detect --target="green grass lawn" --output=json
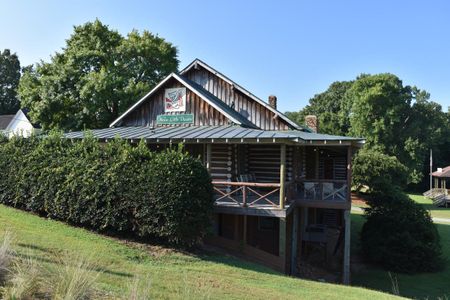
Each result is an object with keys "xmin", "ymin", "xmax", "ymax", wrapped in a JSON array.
[
  {"xmin": 351, "ymin": 194, "xmax": 450, "ymax": 299},
  {"xmin": 409, "ymin": 193, "xmax": 450, "ymax": 220},
  {"xmin": 0, "ymin": 204, "xmax": 398, "ymax": 300}
]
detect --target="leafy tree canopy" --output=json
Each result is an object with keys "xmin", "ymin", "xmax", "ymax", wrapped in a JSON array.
[
  {"xmin": 0, "ymin": 49, "xmax": 21, "ymax": 114},
  {"xmin": 286, "ymin": 80, "xmax": 353, "ymax": 136},
  {"xmin": 19, "ymin": 20, "xmax": 179, "ymax": 130},
  {"xmin": 352, "ymin": 148, "xmax": 408, "ymax": 193},
  {"xmin": 287, "ymin": 73, "xmax": 450, "ymax": 186}
]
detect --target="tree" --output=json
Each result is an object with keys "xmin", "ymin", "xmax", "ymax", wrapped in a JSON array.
[
  {"xmin": 361, "ymin": 189, "xmax": 442, "ymax": 273},
  {"xmin": 352, "ymin": 148, "xmax": 408, "ymax": 193},
  {"xmin": 285, "ymin": 81, "xmax": 353, "ymax": 135},
  {"xmin": 287, "ymin": 73, "xmax": 449, "ymax": 187},
  {"xmin": 0, "ymin": 49, "xmax": 21, "ymax": 114},
  {"xmin": 19, "ymin": 20, "xmax": 179, "ymax": 131},
  {"xmin": 347, "ymin": 73, "xmax": 412, "ymax": 152}
]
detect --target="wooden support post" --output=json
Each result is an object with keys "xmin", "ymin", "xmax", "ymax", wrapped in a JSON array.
[
  {"xmin": 206, "ymin": 143, "xmax": 212, "ymax": 172},
  {"xmin": 298, "ymin": 207, "xmax": 308, "ymax": 267},
  {"xmin": 347, "ymin": 146, "xmax": 352, "ymax": 202},
  {"xmin": 243, "ymin": 215, "xmax": 247, "ymax": 246},
  {"xmin": 315, "ymin": 147, "xmax": 319, "ymax": 179},
  {"xmin": 279, "ymin": 217, "xmax": 287, "ymax": 272},
  {"xmin": 343, "ymin": 209, "xmax": 351, "ymax": 285},
  {"xmin": 290, "ymin": 208, "xmax": 299, "ymax": 275},
  {"xmin": 280, "ymin": 144, "xmax": 286, "ymax": 209},
  {"xmin": 234, "ymin": 215, "xmax": 239, "ymax": 242}
]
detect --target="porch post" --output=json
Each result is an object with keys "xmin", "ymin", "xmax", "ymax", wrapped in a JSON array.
[
  {"xmin": 280, "ymin": 144, "xmax": 286, "ymax": 209},
  {"xmin": 343, "ymin": 209, "xmax": 351, "ymax": 285},
  {"xmin": 347, "ymin": 146, "xmax": 352, "ymax": 202},
  {"xmin": 290, "ymin": 208, "xmax": 299, "ymax": 275},
  {"xmin": 279, "ymin": 217, "xmax": 287, "ymax": 272},
  {"xmin": 243, "ymin": 215, "xmax": 247, "ymax": 247},
  {"xmin": 206, "ymin": 143, "xmax": 212, "ymax": 172}
]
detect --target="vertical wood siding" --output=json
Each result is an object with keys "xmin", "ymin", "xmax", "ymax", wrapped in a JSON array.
[
  {"xmin": 121, "ymin": 78, "xmax": 230, "ymax": 127},
  {"xmin": 184, "ymin": 67, "xmax": 291, "ymax": 131}
]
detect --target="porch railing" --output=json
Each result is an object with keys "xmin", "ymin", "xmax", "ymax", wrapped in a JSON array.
[
  {"xmin": 423, "ymin": 188, "xmax": 448, "ymax": 198},
  {"xmin": 212, "ymin": 179, "xmax": 349, "ymax": 209},
  {"xmin": 212, "ymin": 181, "xmax": 295, "ymax": 208},
  {"xmin": 297, "ymin": 179, "xmax": 348, "ymax": 202}
]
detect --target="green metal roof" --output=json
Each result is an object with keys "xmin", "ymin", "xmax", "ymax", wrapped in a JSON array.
[{"xmin": 65, "ymin": 126, "xmax": 364, "ymax": 145}]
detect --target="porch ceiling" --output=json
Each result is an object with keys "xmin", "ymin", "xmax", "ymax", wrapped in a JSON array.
[{"xmin": 64, "ymin": 125, "xmax": 364, "ymax": 145}]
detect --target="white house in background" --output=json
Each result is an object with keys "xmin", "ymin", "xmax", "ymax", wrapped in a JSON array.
[
  {"xmin": 0, "ymin": 114, "xmax": 15, "ymax": 136},
  {"xmin": 1, "ymin": 109, "xmax": 40, "ymax": 138}
]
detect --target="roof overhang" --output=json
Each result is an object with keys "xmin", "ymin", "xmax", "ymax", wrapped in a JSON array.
[{"xmin": 65, "ymin": 125, "xmax": 365, "ymax": 147}]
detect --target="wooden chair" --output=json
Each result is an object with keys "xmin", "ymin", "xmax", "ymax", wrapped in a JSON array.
[{"xmin": 304, "ymin": 182, "xmax": 317, "ymax": 200}]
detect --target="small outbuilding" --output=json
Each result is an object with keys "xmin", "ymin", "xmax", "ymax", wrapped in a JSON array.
[{"xmin": 424, "ymin": 166, "xmax": 450, "ymax": 206}]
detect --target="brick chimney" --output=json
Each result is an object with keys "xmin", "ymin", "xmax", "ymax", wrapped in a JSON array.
[
  {"xmin": 268, "ymin": 95, "xmax": 277, "ymax": 109},
  {"xmin": 305, "ymin": 115, "xmax": 319, "ymax": 133}
]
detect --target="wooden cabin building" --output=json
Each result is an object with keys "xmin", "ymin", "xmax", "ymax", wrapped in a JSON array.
[{"xmin": 66, "ymin": 59, "xmax": 364, "ymax": 284}]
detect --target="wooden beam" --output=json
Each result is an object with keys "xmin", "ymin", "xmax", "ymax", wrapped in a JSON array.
[
  {"xmin": 279, "ymin": 217, "xmax": 287, "ymax": 272},
  {"xmin": 298, "ymin": 207, "xmax": 308, "ymax": 266},
  {"xmin": 290, "ymin": 208, "xmax": 299, "ymax": 275},
  {"xmin": 234, "ymin": 215, "xmax": 239, "ymax": 242},
  {"xmin": 343, "ymin": 209, "xmax": 351, "ymax": 285},
  {"xmin": 243, "ymin": 215, "xmax": 247, "ymax": 246},
  {"xmin": 206, "ymin": 143, "xmax": 212, "ymax": 172},
  {"xmin": 347, "ymin": 146, "xmax": 352, "ymax": 203},
  {"xmin": 280, "ymin": 144, "xmax": 286, "ymax": 209},
  {"xmin": 315, "ymin": 147, "xmax": 319, "ymax": 179}
]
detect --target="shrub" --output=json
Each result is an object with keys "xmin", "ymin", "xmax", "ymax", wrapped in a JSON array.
[
  {"xmin": 135, "ymin": 144, "xmax": 214, "ymax": 245},
  {"xmin": 0, "ymin": 133, "xmax": 213, "ymax": 247},
  {"xmin": 361, "ymin": 190, "xmax": 443, "ymax": 273},
  {"xmin": 352, "ymin": 147, "xmax": 408, "ymax": 192}
]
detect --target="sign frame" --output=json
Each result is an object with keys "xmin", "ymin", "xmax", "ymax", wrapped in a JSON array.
[{"xmin": 164, "ymin": 87, "xmax": 187, "ymax": 112}]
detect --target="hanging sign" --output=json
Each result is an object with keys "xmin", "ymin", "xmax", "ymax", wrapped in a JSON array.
[
  {"xmin": 164, "ymin": 87, "xmax": 186, "ymax": 112},
  {"xmin": 156, "ymin": 114, "xmax": 194, "ymax": 125}
]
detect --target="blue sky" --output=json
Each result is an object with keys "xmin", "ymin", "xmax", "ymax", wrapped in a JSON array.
[{"xmin": 1, "ymin": 0, "xmax": 450, "ymax": 113}]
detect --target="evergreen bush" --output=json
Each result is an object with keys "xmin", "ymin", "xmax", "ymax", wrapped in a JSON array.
[
  {"xmin": 361, "ymin": 189, "xmax": 443, "ymax": 273},
  {"xmin": 0, "ymin": 133, "xmax": 213, "ymax": 247}
]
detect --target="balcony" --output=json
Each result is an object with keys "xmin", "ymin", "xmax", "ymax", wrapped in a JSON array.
[{"xmin": 212, "ymin": 179, "xmax": 350, "ymax": 216}]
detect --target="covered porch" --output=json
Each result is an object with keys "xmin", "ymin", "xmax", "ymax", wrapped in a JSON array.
[
  {"xmin": 424, "ymin": 166, "xmax": 450, "ymax": 206},
  {"xmin": 205, "ymin": 143, "xmax": 352, "ymax": 217}
]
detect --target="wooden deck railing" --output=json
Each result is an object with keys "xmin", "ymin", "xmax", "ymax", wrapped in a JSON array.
[
  {"xmin": 212, "ymin": 181, "xmax": 295, "ymax": 208},
  {"xmin": 212, "ymin": 179, "xmax": 349, "ymax": 209},
  {"xmin": 297, "ymin": 179, "xmax": 348, "ymax": 202}
]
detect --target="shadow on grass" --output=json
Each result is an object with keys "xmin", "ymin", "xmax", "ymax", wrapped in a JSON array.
[{"xmin": 14, "ymin": 244, "xmax": 133, "ymax": 278}]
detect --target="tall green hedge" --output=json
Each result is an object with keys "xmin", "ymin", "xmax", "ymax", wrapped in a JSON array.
[
  {"xmin": 361, "ymin": 188, "xmax": 443, "ymax": 273},
  {"xmin": 0, "ymin": 133, "xmax": 213, "ymax": 247}
]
